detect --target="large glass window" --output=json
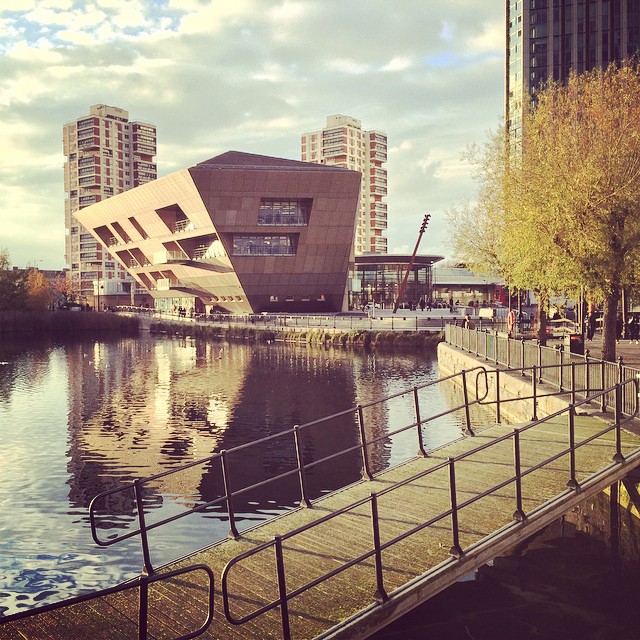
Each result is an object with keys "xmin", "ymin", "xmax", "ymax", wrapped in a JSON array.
[
  {"xmin": 258, "ymin": 199, "xmax": 311, "ymax": 226},
  {"xmin": 233, "ymin": 235, "xmax": 297, "ymax": 256}
]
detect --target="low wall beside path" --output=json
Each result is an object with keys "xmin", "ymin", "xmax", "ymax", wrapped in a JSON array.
[{"xmin": 437, "ymin": 341, "xmax": 588, "ymax": 426}]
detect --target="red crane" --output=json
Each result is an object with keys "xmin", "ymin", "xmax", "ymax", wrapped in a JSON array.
[{"xmin": 392, "ymin": 214, "xmax": 430, "ymax": 314}]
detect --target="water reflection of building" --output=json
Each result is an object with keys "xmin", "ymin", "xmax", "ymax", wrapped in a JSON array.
[
  {"xmin": 64, "ymin": 339, "xmax": 248, "ymax": 514},
  {"xmin": 197, "ymin": 346, "xmax": 362, "ymax": 509},
  {"xmin": 64, "ymin": 339, "xmax": 364, "ymax": 520}
]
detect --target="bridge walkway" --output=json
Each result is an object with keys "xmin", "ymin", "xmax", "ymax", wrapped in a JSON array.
[{"xmin": 2, "ymin": 410, "xmax": 640, "ymax": 640}]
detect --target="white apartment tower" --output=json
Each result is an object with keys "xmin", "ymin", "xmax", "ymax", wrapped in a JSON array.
[
  {"xmin": 63, "ymin": 104, "xmax": 157, "ymax": 307},
  {"xmin": 301, "ymin": 115, "xmax": 388, "ymax": 254}
]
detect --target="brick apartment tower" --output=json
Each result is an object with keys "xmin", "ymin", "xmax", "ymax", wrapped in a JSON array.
[
  {"xmin": 301, "ymin": 115, "xmax": 388, "ymax": 255},
  {"xmin": 506, "ymin": 0, "xmax": 640, "ymax": 142},
  {"xmin": 63, "ymin": 104, "xmax": 157, "ymax": 307}
]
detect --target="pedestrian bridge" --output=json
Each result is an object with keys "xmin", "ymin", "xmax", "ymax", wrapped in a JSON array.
[{"xmin": 2, "ymin": 351, "xmax": 640, "ymax": 640}]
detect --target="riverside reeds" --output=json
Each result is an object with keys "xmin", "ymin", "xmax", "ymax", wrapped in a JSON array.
[{"xmin": 0, "ymin": 310, "xmax": 139, "ymax": 336}]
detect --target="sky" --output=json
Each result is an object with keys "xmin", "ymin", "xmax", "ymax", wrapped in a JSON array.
[{"xmin": 0, "ymin": 0, "xmax": 505, "ymax": 270}]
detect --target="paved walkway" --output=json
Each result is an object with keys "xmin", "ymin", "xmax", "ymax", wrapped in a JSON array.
[{"xmin": 584, "ymin": 332, "xmax": 640, "ymax": 368}]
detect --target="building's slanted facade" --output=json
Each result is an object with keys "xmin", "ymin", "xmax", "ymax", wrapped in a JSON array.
[{"xmin": 75, "ymin": 151, "xmax": 361, "ymax": 314}]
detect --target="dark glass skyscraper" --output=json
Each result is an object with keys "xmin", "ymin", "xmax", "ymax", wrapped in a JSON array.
[{"xmin": 506, "ymin": 0, "xmax": 640, "ymax": 140}]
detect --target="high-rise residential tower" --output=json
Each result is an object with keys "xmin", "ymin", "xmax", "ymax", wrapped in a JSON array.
[
  {"xmin": 63, "ymin": 104, "xmax": 157, "ymax": 307},
  {"xmin": 301, "ymin": 115, "xmax": 388, "ymax": 255},
  {"xmin": 506, "ymin": 0, "xmax": 640, "ymax": 141}
]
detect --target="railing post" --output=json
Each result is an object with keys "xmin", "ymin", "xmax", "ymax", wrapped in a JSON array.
[
  {"xmin": 619, "ymin": 356, "xmax": 624, "ymax": 385},
  {"xmin": 221, "ymin": 450, "xmax": 240, "ymax": 539},
  {"xmin": 133, "ymin": 480, "xmax": 155, "ymax": 576},
  {"xmin": 413, "ymin": 386, "xmax": 427, "ymax": 457},
  {"xmin": 601, "ymin": 361, "xmax": 606, "ymax": 412},
  {"xmin": 585, "ymin": 351, "xmax": 590, "ymax": 396},
  {"xmin": 531, "ymin": 365, "xmax": 538, "ymax": 421},
  {"xmin": 138, "ymin": 574, "xmax": 149, "ymax": 640},
  {"xmin": 461, "ymin": 370, "xmax": 474, "ymax": 436},
  {"xmin": 494, "ymin": 330, "xmax": 499, "ymax": 364},
  {"xmin": 512, "ymin": 429, "xmax": 526, "ymax": 521},
  {"xmin": 613, "ymin": 384, "xmax": 625, "ymax": 463},
  {"xmin": 521, "ymin": 338, "xmax": 526, "ymax": 376},
  {"xmin": 506, "ymin": 333, "xmax": 511, "ymax": 369},
  {"xmin": 448, "ymin": 458, "xmax": 463, "ymax": 558},
  {"xmin": 571, "ymin": 362, "xmax": 576, "ymax": 405},
  {"xmin": 484, "ymin": 330, "xmax": 488, "ymax": 361},
  {"xmin": 475, "ymin": 327, "xmax": 479, "ymax": 357},
  {"xmin": 274, "ymin": 535, "xmax": 292, "ymax": 640},
  {"xmin": 537, "ymin": 340, "xmax": 542, "ymax": 382},
  {"xmin": 294, "ymin": 426, "xmax": 312, "ymax": 508},
  {"xmin": 370, "ymin": 493, "xmax": 388, "ymax": 602},
  {"xmin": 357, "ymin": 404, "xmax": 374, "ymax": 480},
  {"xmin": 558, "ymin": 347, "xmax": 564, "ymax": 392},
  {"xmin": 567, "ymin": 405, "xmax": 579, "ymax": 489},
  {"xmin": 495, "ymin": 369, "xmax": 501, "ymax": 425}
]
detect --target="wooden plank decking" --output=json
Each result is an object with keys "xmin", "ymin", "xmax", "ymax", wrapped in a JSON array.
[{"xmin": 3, "ymin": 413, "xmax": 640, "ymax": 640}]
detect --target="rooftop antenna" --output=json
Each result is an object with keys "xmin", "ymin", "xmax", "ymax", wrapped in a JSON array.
[{"xmin": 393, "ymin": 213, "xmax": 430, "ymax": 314}]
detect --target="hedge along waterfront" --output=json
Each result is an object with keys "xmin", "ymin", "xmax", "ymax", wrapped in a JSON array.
[{"xmin": 149, "ymin": 320, "xmax": 444, "ymax": 352}]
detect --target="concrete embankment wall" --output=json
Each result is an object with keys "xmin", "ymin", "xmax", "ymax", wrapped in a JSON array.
[{"xmin": 438, "ymin": 342, "xmax": 573, "ymax": 425}]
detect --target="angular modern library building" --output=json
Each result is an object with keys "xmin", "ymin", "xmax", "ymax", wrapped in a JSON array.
[{"xmin": 75, "ymin": 151, "xmax": 361, "ymax": 314}]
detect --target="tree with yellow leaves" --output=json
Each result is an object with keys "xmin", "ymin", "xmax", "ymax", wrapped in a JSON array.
[
  {"xmin": 451, "ymin": 62, "xmax": 640, "ymax": 362},
  {"xmin": 24, "ymin": 268, "xmax": 51, "ymax": 311}
]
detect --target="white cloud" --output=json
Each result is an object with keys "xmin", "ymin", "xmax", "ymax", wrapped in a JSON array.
[
  {"xmin": 326, "ymin": 58, "xmax": 371, "ymax": 75},
  {"xmin": 111, "ymin": 6, "xmax": 147, "ymax": 29},
  {"xmin": 440, "ymin": 20, "xmax": 454, "ymax": 42},
  {"xmin": 252, "ymin": 62, "xmax": 287, "ymax": 83},
  {"xmin": 467, "ymin": 20, "xmax": 504, "ymax": 53},
  {"xmin": 23, "ymin": 6, "xmax": 76, "ymax": 27},
  {"xmin": 5, "ymin": 40, "xmax": 63, "ymax": 62},
  {"xmin": 177, "ymin": 0, "xmax": 257, "ymax": 35},
  {"xmin": 0, "ymin": 0, "xmax": 505, "ymax": 268},
  {"xmin": 381, "ymin": 57, "xmax": 412, "ymax": 72},
  {"xmin": 2, "ymin": 0, "xmax": 37, "ymax": 9}
]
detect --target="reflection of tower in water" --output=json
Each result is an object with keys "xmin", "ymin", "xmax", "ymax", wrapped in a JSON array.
[{"xmin": 65, "ymin": 339, "xmax": 364, "ymax": 526}]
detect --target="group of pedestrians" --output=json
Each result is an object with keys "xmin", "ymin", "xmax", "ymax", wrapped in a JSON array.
[{"xmin": 618, "ymin": 313, "xmax": 640, "ymax": 342}]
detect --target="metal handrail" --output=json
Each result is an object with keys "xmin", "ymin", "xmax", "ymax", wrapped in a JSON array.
[
  {"xmin": 88, "ymin": 353, "xmax": 612, "ymax": 577},
  {"xmin": 1, "ymin": 564, "xmax": 215, "ymax": 640},
  {"xmin": 88, "ymin": 366, "xmax": 491, "ymax": 573},
  {"xmin": 220, "ymin": 379, "xmax": 638, "ymax": 639}
]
